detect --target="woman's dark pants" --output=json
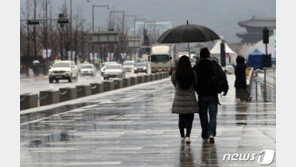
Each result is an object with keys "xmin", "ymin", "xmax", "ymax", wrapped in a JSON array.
[{"xmin": 178, "ymin": 114, "xmax": 194, "ymax": 138}]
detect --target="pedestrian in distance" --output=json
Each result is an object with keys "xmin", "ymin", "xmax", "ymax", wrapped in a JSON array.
[
  {"xmin": 193, "ymin": 48, "xmax": 229, "ymax": 144},
  {"xmin": 234, "ymin": 55, "xmax": 251, "ymax": 102},
  {"xmin": 171, "ymin": 56, "xmax": 199, "ymax": 144}
]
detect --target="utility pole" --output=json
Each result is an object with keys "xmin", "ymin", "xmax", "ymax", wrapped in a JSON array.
[
  {"xmin": 26, "ymin": 22, "xmax": 30, "ymax": 77},
  {"xmin": 50, "ymin": 0, "xmax": 54, "ymax": 61},
  {"xmin": 43, "ymin": 0, "xmax": 48, "ymax": 75},
  {"xmin": 69, "ymin": 0, "xmax": 73, "ymax": 61},
  {"xmin": 58, "ymin": 14, "xmax": 69, "ymax": 60},
  {"xmin": 33, "ymin": 0, "xmax": 37, "ymax": 61},
  {"xmin": 33, "ymin": 0, "xmax": 38, "ymax": 76}
]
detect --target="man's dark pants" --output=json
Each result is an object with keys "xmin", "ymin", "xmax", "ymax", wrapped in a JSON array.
[{"xmin": 198, "ymin": 95, "xmax": 218, "ymax": 139}]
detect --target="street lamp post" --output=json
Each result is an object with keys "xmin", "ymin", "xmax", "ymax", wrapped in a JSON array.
[
  {"xmin": 110, "ymin": 10, "xmax": 125, "ymax": 61},
  {"xmin": 90, "ymin": 4, "xmax": 109, "ymax": 64},
  {"xmin": 123, "ymin": 14, "xmax": 136, "ymax": 38},
  {"xmin": 134, "ymin": 18, "xmax": 150, "ymax": 38},
  {"xmin": 92, "ymin": 5, "xmax": 109, "ymax": 33},
  {"xmin": 58, "ymin": 14, "xmax": 69, "ymax": 60}
]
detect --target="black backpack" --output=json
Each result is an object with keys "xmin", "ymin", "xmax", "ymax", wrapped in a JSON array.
[{"xmin": 208, "ymin": 62, "xmax": 229, "ymax": 94}]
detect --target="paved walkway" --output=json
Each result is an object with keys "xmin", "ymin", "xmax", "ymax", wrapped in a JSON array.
[{"xmin": 20, "ymin": 75, "xmax": 276, "ymax": 167}]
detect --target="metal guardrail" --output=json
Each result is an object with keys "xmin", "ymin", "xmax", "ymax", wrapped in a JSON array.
[{"xmin": 253, "ymin": 68, "xmax": 276, "ymax": 102}]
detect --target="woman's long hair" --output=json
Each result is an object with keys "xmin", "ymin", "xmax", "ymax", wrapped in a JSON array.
[{"xmin": 175, "ymin": 56, "xmax": 194, "ymax": 89}]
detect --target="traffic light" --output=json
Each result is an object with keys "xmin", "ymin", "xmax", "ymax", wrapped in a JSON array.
[{"xmin": 58, "ymin": 13, "xmax": 69, "ymax": 24}]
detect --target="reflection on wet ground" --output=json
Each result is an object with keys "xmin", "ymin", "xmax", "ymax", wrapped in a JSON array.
[{"xmin": 20, "ymin": 75, "xmax": 275, "ymax": 167}]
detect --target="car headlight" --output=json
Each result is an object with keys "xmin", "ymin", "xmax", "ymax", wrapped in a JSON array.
[{"xmin": 143, "ymin": 67, "xmax": 147, "ymax": 70}]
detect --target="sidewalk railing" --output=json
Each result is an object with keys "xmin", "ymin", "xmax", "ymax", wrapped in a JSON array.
[{"xmin": 253, "ymin": 67, "xmax": 276, "ymax": 102}]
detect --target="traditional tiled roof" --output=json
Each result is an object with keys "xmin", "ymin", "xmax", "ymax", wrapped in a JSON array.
[{"xmin": 238, "ymin": 17, "xmax": 276, "ymax": 28}]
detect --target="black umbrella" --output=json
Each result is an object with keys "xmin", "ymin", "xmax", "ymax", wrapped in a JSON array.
[{"xmin": 157, "ymin": 20, "xmax": 220, "ymax": 43}]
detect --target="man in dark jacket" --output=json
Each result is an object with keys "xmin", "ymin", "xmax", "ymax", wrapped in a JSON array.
[
  {"xmin": 193, "ymin": 48, "xmax": 229, "ymax": 143},
  {"xmin": 235, "ymin": 56, "xmax": 251, "ymax": 101}
]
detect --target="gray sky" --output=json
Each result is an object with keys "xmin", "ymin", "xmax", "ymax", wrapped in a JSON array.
[{"xmin": 20, "ymin": 0, "xmax": 276, "ymax": 43}]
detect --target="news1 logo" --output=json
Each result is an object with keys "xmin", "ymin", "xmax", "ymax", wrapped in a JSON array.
[{"xmin": 222, "ymin": 149, "xmax": 275, "ymax": 165}]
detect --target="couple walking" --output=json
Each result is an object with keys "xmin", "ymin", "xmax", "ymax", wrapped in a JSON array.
[{"xmin": 171, "ymin": 48, "xmax": 229, "ymax": 144}]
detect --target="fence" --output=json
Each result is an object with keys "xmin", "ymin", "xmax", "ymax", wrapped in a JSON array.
[{"xmin": 253, "ymin": 67, "xmax": 276, "ymax": 102}]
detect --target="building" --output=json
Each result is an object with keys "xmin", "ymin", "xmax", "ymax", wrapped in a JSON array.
[
  {"xmin": 134, "ymin": 21, "xmax": 172, "ymax": 37},
  {"xmin": 237, "ymin": 17, "xmax": 276, "ymax": 43}
]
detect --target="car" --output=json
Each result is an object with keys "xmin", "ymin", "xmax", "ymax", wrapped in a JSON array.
[
  {"xmin": 102, "ymin": 64, "xmax": 125, "ymax": 80},
  {"xmin": 48, "ymin": 61, "xmax": 78, "ymax": 83},
  {"xmin": 101, "ymin": 61, "xmax": 118, "ymax": 76},
  {"xmin": 80, "ymin": 64, "xmax": 96, "ymax": 77},
  {"xmin": 123, "ymin": 61, "xmax": 135, "ymax": 73},
  {"xmin": 135, "ymin": 62, "xmax": 148, "ymax": 74}
]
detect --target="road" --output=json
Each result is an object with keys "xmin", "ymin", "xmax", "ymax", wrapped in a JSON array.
[
  {"xmin": 20, "ymin": 71, "xmax": 147, "ymax": 94},
  {"xmin": 20, "ymin": 75, "xmax": 275, "ymax": 167}
]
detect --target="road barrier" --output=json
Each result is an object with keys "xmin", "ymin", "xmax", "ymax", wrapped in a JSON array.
[
  {"xmin": 122, "ymin": 78, "xmax": 130, "ymax": 88},
  {"xmin": 150, "ymin": 74, "xmax": 156, "ymax": 81},
  {"xmin": 130, "ymin": 76, "xmax": 137, "ymax": 86},
  {"xmin": 20, "ymin": 72, "xmax": 169, "ymax": 110},
  {"xmin": 103, "ymin": 80, "xmax": 114, "ymax": 92},
  {"xmin": 162, "ymin": 72, "xmax": 166, "ymax": 79},
  {"xmin": 39, "ymin": 90, "xmax": 60, "ymax": 106},
  {"xmin": 156, "ymin": 73, "xmax": 162, "ymax": 80},
  {"xmin": 113, "ymin": 79, "xmax": 123, "ymax": 89},
  {"xmin": 143, "ymin": 74, "xmax": 149, "ymax": 82},
  {"xmin": 137, "ymin": 75, "xmax": 144, "ymax": 84},
  {"xmin": 59, "ymin": 87, "xmax": 77, "ymax": 102},
  {"xmin": 90, "ymin": 83, "xmax": 103, "ymax": 95},
  {"xmin": 20, "ymin": 93, "xmax": 38, "ymax": 110},
  {"xmin": 76, "ymin": 85, "xmax": 91, "ymax": 98}
]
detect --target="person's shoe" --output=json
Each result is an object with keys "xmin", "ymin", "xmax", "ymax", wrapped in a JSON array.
[
  {"xmin": 209, "ymin": 136, "xmax": 215, "ymax": 144},
  {"xmin": 203, "ymin": 138, "xmax": 208, "ymax": 143},
  {"xmin": 248, "ymin": 96, "xmax": 252, "ymax": 102},
  {"xmin": 181, "ymin": 137, "xmax": 185, "ymax": 142},
  {"xmin": 185, "ymin": 137, "xmax": 191, "ymax": 144}
]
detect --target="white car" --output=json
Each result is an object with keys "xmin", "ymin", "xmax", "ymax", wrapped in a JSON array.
[
  {"xmin": 123, "ymin": 61, "xmax": 135, "ymax": 73},
  {"xmin": 101, "ymin": 61, "xmax": 118, "ymax": 76},
  {"xmin": 102, "ymin": 64, "xmax": 125, "ymax": 79},
  {"xmin": 48, "ymin": 61, "xmax": 78, "ymax": 83},
  {"xmin": 80, "ymin": 64, "xmax": 96, "ymax": 77},
  {"xmin": 135, "ymin": 62, "xmax": 148, "ymax": 74}
]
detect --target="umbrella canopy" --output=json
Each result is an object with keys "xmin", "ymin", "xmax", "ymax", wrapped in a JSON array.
[{"xmin": 157, "ymin": 21, "xmax": 220, "ymax": 43}]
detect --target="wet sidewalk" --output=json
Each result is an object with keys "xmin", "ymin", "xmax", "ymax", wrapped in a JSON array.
[{"xmin": 20, "ymin": 75, "xmax": 276, "ymax": 167}]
